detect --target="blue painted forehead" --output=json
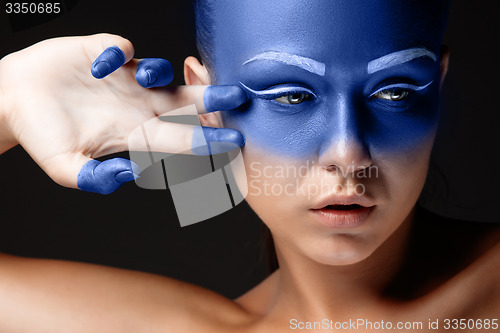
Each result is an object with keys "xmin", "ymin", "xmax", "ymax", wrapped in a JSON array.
[{"xmin": 195, "ymin": 0, "xmax": 449, "ymax": 74}]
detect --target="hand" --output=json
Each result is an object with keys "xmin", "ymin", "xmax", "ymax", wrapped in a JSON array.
[{"xmin": 0, "ymin": 34, "xmax": 247, "ymax": 194}]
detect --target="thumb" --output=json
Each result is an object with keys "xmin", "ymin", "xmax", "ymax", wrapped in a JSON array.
[
  {"xmin": 86, "ymin": 33, "xmax": 135, "ymax": 79},
  {"xmin": 44, "ymin": 154, "xmax": 139, "ymax": 195},
  {"xmin": 77, "ymin": 158, "xmax": 139, "ymax": 195}
]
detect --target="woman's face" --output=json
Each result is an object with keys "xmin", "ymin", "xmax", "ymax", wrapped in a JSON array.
[{"xmin": 211, "ymin": 0, "xmax": 444, "ymax": 265}]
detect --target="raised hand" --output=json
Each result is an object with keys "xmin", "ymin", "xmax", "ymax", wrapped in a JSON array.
[{"xmin": 0, "ymin": 34, "xmax": 247, "ymax": 194}]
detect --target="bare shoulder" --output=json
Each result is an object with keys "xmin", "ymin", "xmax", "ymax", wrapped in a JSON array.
[
  {"xmin": 0, "ymin": 253, "xmax": 253, "ymax": 333},
  {"xmin": 235, "ymin": 269, "xmax": 280, "ymax": 315}
]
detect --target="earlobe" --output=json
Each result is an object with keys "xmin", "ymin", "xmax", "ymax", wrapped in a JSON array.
[
  {"xmin": 184, "ymin": 56, "xmax": 211, "ymax": 86},
  {"xmin": 439, "ymin": 45, "xmax": 450, "ymax": 90}
]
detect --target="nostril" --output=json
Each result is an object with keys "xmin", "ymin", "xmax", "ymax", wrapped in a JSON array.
[{"xmin": 326, "ymin": 165, "xmax": 338, "ymax": 172}]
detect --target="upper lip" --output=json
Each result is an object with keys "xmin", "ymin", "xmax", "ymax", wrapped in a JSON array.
[{"xmin": 310, "ymin": 194, "xmax": 375, "ymax": 210}]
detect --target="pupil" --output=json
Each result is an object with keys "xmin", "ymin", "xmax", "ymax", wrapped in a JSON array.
[
  {"xmin": 288, "ymin": 93, "xmax": 305, "ymax": 104},
  {"xmin": 390, "ymin": 90, "xmax": 408, "ymax": 101}
]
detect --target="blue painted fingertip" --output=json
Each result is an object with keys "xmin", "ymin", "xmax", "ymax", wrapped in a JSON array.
[
  {"xmin": 91, "ymin": 46, "xmax": 126, "ymax": 79},
  {"xmin": 77, "ymin": 158, "xmax": 140, "ymax": 195},
  {"xmin": 192, "ymin": 126, "xmax": 245, "ymax": 155},
  {"xmin": 204, "ymin": 85, "xmax": 248, "ymax": 113},
  {"xmin": 136, "ymin": 58, "xmax": 174, "ymax": 88},
  {"xmin": 115, "ymin": 170, "xmax": 136, "ymax": 183}
]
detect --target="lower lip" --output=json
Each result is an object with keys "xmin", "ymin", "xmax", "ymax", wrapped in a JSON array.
[{"xmin": 310, "ymin": 206, "xmax": 374, "ymax": 229}]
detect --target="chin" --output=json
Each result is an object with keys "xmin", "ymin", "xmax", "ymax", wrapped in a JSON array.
[{"xmin": 302, "ymin": 233, "xmax": 379, "ymax": 266}]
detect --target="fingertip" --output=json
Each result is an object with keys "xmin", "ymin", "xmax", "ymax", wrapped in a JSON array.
[
  {"xmin": 115, "ymin": 170, "xmax": 135, "ymax": 183},
  {"xmin": 204, "ymin": 85, "xmax": 248, "ymax": 113},
  {"xmin": 192, "ymin": 127, "xmax": 245, "ymax": 156},
  {"xmin": 136, "ymin": 68, "xmax": 157, "ymax": 88},
  {"xmin": 212, "ymin": 128, "xmax": 246, "ymax": 147},
  {"xmin": 77, "ymin": 158, "xmax": 139, "ymax": 194},
  {"xmin": 91, "ymin": 46, "xmax": 126, "ymax": 79},
  {"xmin": 136, "ymin": 58, "xmax": 174, "ymax": 88}
]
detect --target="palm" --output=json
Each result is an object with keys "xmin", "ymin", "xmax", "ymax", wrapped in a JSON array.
[{"xmin": 4, "ymin": 37, "xmax": 156, "ymax": 186}]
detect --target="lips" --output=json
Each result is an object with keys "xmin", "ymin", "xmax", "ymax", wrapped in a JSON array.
[
  {"xmin": 310, "ymin": 194, "xmax": 375, "ymax": 211},
  {"xmin": 323, "ymin": 204, "xmax": 363, "ymax": 211},
  {"xmin": 310, "ymin": 195, "xmax": 375, "ymax": 228}
]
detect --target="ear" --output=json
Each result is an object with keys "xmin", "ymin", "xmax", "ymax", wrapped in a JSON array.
[
  {"xmin": 439, "ymin": 45, "xmax": 450, "ymax": 91},
  {"xmin": 184, "ymin": 56, "xmax": 211, "ymax": 85},
  {"xmin": 184, "ymin": 56, "xmax": 223, "ymax": 128}
]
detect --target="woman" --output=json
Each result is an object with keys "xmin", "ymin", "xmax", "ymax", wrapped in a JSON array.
[{"xmin": 0, "ymin": 0, "xmax": 498, "ymax": 332}]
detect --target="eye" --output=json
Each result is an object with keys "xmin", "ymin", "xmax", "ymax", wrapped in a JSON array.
[
  {"xmin": 369, "ymin": 81, "xmax": 434, "ymax": 102},
  {"xmin": 372, "ymin": 88, "xmax": 410, "ymax": 101},
  {"xmin": 239, "ymin": 82, "xmax": 317, "ymax": 105},
  {"xmin": 274, "ymin": 93, "xmax": 312, "ymax": 105}
]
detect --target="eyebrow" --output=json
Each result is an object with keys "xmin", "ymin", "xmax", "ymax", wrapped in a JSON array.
[
  {"xmin": 367, "ymin": 48, "xmax": 438, "ymax": 74},
  {"xmin": 242, "ymin": 51, "xmax": 326, "ymax": 76}
]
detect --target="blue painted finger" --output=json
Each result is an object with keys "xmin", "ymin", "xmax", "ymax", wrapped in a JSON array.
[
  {"xmin": 77, "ymin": 158, "xmax": 140, "ymax": 195},
  {"xmin": 91, "ymin": 46, "xmax": 126, "ymax": 79},
  {"xmin": 192, "ymin": 127, "xmax": 246, "ymax": 155},
  {"xmin": 136, "ymin": 58, "xmax": 174, "ymax": 88},
  {"xmin": 204, "ymin": 86, "xmax": 248, "ymax": 113}
]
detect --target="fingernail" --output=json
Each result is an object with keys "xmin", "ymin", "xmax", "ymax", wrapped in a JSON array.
[
  {"xmin": 146, "ymin": 69, "xmax": 158, "ymax": 85},
  {"xmin": 91, "ymin": 46, "xmax": 126, "ymax": 79},
  {"xmin": 115, "ymin": 170, "xmax": 136, "ymax": 183},
  {"xmin": 92, "ymin": 61, "xmax": 111, "ymax": 78},
  {"xmin": 136, "ymin": 69, "xmax": 158, "ymax": 88}
]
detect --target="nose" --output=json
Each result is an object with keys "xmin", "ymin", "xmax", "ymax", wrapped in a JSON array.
[{"xmin": 318, "ymin": 94, "xmax": 372, "ymax": 173}]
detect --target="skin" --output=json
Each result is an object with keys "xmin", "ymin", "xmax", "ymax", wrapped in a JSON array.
[
  {"xmin": 0, "ymin": 1, "xmax": 499, "ymax": 332},
  {"xmin": 203, "ymin": 0, "xmax": 446, "ymax": 269},
  {"xmin": 0, "ymin": 34, "xmax": 245, "ymax": 192}
]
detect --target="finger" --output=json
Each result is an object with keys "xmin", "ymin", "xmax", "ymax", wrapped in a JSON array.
[
  {"xmin": 40, "ymin": 153, "xmax": 137, "ymax": 194},
  {"xmin": 149, "ymin": 85, "xmax": 248, "ymax": 116},
  {"xmin": 129, "ymin": 119, "xmax": 245, "ymax": 157},
  {"xmin": 136, "ymin": 58, "xmax": 174, "ymax": 88},
  {"xmin": 192, "ymin": 127, "xmax": 246, "ymax": 155},
  {"xmin": 88, "ymin": 33, "xmax": 135, "ymax": 79},
  {"xmin": 77, "ymin": 158, "xmax": 140, "ymax": 195},
  {"xmin": 203, "ymin": 85, "xmax": 248, "ymax": 113}
]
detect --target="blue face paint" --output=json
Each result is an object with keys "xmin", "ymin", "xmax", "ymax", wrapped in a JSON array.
[
  {"xmin": 77, "ymin": 158, "xmax": 139, "ymax": 195},
  {"xmin": 205, "ymin": 0, "xmax": 446, "ymax": 158},
  {"xmin": 91, "ymin": 46, "xmax": 125, "ymax": 79}
]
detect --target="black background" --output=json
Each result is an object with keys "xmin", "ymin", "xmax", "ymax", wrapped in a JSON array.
[{"xmin": 0, "ymin": 1, "xmax": 498, "ymax": 299}]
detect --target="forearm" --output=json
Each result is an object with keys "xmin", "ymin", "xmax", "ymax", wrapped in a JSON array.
[
  {"xmin": 0, "ymin": 60, "xmax": 18, "ymax": 154},
  {"xmin": 0, "ymin": 114, "xmax": 18, "ymax": 155}
]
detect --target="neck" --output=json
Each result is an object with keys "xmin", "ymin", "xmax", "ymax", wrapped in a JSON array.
[{"xmin": 271, "ymin": 209, "xmax": 415, "ymax": 320}]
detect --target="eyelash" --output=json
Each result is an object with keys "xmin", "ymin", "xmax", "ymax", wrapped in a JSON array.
[
  {"xmin": 369, "ymin": 81, "xmax": 434, "ymax": 101},
  {"xmin": 239, "ymin": 82, "xmax": 316, "ymax": 104}
]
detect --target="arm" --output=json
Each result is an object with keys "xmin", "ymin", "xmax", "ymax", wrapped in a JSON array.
[
  {"xmin": 0, "ymin": 253, "xmax": 248, "ymax": 333},
  {"xmin": 0, "ymin": 66, "xmax": 17, "ymax": 154}
]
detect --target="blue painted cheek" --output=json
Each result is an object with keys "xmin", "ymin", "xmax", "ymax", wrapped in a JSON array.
[
  {"xmin": 222, "ymin": 99, "xmax": 330, "ymax": 158},
  {"xmin": 363, "ymin": 88, "xmax": 441, "ymax": 153}
]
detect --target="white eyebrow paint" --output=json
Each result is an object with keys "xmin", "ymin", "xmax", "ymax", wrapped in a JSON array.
[
  {"xmin": 243, "ymin": 51, "xmax": 326, "ymax": 76},
  {"xmin": 367, "ymin": 48, "xmax": 438, "ymax": 74}
]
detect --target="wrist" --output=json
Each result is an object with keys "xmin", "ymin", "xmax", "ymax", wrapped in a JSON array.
[{"xmin": 0, "ymin": 60, "xmax": 18, "ymax": 154}]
